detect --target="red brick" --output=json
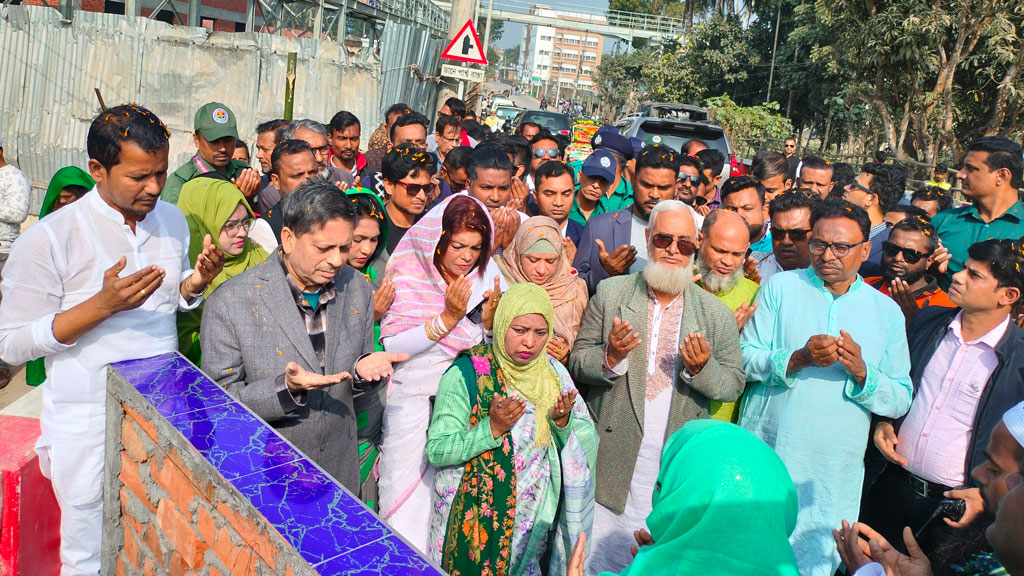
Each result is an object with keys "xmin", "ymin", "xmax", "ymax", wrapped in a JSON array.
[
  {"xmin": 121, "ymin": 498, "xmax": 145, "ymax": 537},
  {"xmin": 195, "ymin": 502, "xmax": 216, "ymax": 543},
  {"xmin": 209, "ymin": 567, "xmax": 224, "ymax": 576},
  {"xmin": 141, "ymin": 523, "xmax": 163, "ymax": 564},
  {"xmin": 122, "ymin": 417, "xmax": 151, "ymax": 463},
  {"xmin": 157, "ymin": 500, "xmax": 208, "ymax": 569},
  {"xmin": 169, "ymin": 551, "xmax": 190, "ymax": 576},
  {"xmin": 143, "ymin": 557, "xmax": 157, "ymax": 576},
  {"xmin": 215, "ymin": 501, "xmax": 280, "ymax": 566},
  {"xmin": 123, "ymin": 404, "xmax": 159, "ymax": 442},
  {"xmin": 122, "ymin": 520, "xmax": 141, "ymax": 570},
  {"xmin": 150, "ymin": 456, "xmax": 200, "ymax": 519},
  {"xmin": 119, "ymin": 452, "xmax": 156, "ymax": 513},
  {"xmin": 116, "ymin": 556, "xmax": 126, "ymax": 576},
  {"xmin": 163, "ymin": 446, "xmax": 207, "ymax": 495},
  {"xmin": 211, "ymin": 524, "xmax": 252, "ymax": 570}
]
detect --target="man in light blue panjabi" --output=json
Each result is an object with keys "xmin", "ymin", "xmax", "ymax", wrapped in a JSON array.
[{"xmin": 738, "ymin": 199, "xmax": 913, "ymax": 576}]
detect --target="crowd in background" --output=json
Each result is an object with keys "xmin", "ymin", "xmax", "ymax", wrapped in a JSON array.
[{"xmin": 1, "ymin": 96, "xmax": 1024, "ymax": 576}]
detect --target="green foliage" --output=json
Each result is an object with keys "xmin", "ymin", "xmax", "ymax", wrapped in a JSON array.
[{"xmin": 705, "ymin": 95, "xmax": 794, "ymax": 141}]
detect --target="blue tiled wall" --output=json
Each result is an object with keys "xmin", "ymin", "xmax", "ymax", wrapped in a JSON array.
[{"xmin": 110, "ymin": 353, "xmax": 441, "ymax": 576}]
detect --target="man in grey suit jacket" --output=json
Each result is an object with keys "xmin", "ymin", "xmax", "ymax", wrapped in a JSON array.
[
  {"xmin": 573, "ymin": 145, "xmax": 687, "ymax": 294},
  {"xmin": 569, "ymin": 200, "xmax": 745, "ymax": 574},
  {"xmin": 202, "ymin": 180, "xmax": 408, "ymax": 494}
]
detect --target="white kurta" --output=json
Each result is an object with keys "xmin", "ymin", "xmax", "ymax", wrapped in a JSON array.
[{"xmin": 0, "ymin": 190, "xmax": 197, "ymax": 575}]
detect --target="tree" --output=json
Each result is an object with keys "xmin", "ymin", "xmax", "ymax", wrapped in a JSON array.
[{"xmin": 475, "ymin": 17, "xmax": 504, "ymax": 48}]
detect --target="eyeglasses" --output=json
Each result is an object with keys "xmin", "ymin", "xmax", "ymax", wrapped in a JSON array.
[
  {"xmin": 881, "ymin": 241, "xmax": 929, "ymax": 264},
  {"xmin": 808, "ymin": 239, "xmax": 866, "ymax": 258},
  {"xmin": 398, "ymin": 181, "xmax": 435, "ymax": 197},
  {"xmin": 447, "ymin": 175, "xmax": 468, "ymax": 191},
  {"xmin": 532, "ymin": 148, "xmax": 560, "ymax": 159},
  {"xmin": 784, "ymin": 144, "xmax": 796, "ymax": 149},
  {"xmin": 651, "ymin": 233, "xmax": 697, "ymax": 256},
  {"xmin": 222, "ymin": 217, "xmax": 255, "ymax": 234},
  {"xmin": 844, "ymin": 180, "xmax": 873, "ymax": 196},
  {"xmin": 771, "ymin": 227, "xmax": 811, "ymax": 242},
  {"xmin": 679, "ymin": 174, "xmax": 702, "ymax": 187}
]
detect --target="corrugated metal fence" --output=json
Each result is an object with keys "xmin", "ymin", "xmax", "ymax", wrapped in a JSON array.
[{"xmin": 0, "ymin": 5, "xmax": 443, "ymax": 208}]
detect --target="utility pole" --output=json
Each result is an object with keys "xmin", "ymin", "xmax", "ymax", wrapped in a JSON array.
[
  {"xmin": 765, "ymin": 5, "xmax": 781, "ymax": 104},
  {"xmin": 483, "ymin": 0, "xmax": 495, "ymax": 57},
  {"xmin": 442, "ymin": 0, "xmax": 476, "ymax": 111}
]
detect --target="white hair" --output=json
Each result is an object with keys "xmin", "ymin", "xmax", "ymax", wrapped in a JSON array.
[{"xmin": 647, "ymin": 199, "xmax": 695, "ymax": 232}]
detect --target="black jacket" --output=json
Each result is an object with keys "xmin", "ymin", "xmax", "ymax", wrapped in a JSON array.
[{"xmin": 900, "ymin": 305, "xmax": 1024, "ymax": 484}]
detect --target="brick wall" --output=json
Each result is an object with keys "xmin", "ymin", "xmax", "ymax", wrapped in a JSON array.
[{"xmin": 103, "ymin": 372, "xmax": 315, "ymax": 576}]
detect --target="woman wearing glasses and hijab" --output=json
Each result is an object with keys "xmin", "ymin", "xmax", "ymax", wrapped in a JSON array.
[{"xmin": 176, "ymin": 176, "xmax": 269, "ymax": 364}]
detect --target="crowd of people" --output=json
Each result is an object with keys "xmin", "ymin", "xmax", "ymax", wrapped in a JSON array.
[{"xmin": 1, "ymin": 96, "xmax": 1024, "ymax": 576}]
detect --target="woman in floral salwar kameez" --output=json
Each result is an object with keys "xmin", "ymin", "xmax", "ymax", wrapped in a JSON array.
[{"xmin": 425, "ymin": 283, "xmax": 597, "ymax": 576}]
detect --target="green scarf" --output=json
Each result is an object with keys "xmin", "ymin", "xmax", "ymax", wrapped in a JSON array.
[
  {"xmin": 491, "ymin": 282, "xmax": 561, "ymax": 448},
  {"xmin": 618, "ymin": 420, "xmax": 800, "ymax": 576},
  {"xmin": 40, "ymin": 166, "xmax": 95, "ymax": 218},
  {"xmin": 176, "ymin": 177, "xmax": 269, "ymax": 363},
  {"xmin": 443, "ymin": 344, "xmax": 517, "ymax": 576},
  {"xmin": 27, "ymin": 167, "xmax": 97, "ymax": 386},
  {"xmin": 344, "ymin": 187, "xmax": 389, "ymax": 282}
]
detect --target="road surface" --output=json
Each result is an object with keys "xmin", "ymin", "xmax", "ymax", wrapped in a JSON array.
[{"xmin": 483, "ymin": 81, "xmax": 540, "ymax": 112}]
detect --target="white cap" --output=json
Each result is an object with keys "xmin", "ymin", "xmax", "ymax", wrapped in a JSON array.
[{"xmin": 1004, "ymin": 400, "xmax": 1024, "ymax": 448}]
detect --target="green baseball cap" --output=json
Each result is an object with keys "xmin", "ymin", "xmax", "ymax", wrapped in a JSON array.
[{"xmin": 194, "ymin": 102, "xmax": 238, "ymax": 141}]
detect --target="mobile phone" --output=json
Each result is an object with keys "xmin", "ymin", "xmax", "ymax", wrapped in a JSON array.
[{"xmin": 467, "ymin": 299, "xmax": 485, "ymax": 324}]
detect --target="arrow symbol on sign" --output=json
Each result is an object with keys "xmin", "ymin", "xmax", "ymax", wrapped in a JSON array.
[{"xmin": 461, "ymin": 36, "xmax": 474, "ymax": 56}]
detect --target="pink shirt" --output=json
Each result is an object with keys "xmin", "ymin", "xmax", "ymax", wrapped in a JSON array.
[{"xmin": 898, "ymin": 312, "xmax": 1010, "ymax": 486}]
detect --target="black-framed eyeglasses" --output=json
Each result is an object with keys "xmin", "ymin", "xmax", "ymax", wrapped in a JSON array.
[
  {"xmin": 808, "ymin": 239, "xmax": 866, "ymax": 258},
  {"xmin": 222, "ymin": 217, "xmax": 256, "ymax": 234},
  {"xmin": 881, "ymin": 241, "xmax": 929, "ymax": 264},
  {"xmin": 532, "ymin": 148, "xmax": 560, "ymax": 159},
  {"xmin": 446, "ymin": 174, "xmax": 468, "ymax": 192},
  {"xmin": 398, "ymin": 181, "xmax": 435, "ymax": 197},
  {"xmin": 651, "ymin": 233, "xmax": 697, "ymax": 256},
  {"xmin": 771, "ymin": 227, "xmax": 811, "ymax": 242}
]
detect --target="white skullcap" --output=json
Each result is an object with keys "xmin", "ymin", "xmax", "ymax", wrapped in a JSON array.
[{"xmin": 1004, "ymin": 400, "xmax": 1024, "ymax": 448}]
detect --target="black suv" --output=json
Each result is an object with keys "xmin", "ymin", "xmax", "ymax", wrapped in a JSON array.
[{"xmin": 614, "ymin": 103, "xmax": 739, "ymax": 179}]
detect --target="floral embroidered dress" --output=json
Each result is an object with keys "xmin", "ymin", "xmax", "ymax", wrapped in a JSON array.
[{"xmin": 425, "ymin": 285, "xmax": 597, "ymax": 576}]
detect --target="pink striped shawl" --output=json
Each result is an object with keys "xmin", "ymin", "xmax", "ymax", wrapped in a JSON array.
[{"xmin": 380, "ymin": 194, "xmax": 495, "ymax": 355}]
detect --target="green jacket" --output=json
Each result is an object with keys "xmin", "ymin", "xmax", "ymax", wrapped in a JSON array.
[
  {"xmin": 162, "ymin": 155, "xmax": 250, "ymax": 205},
  {"xmin": 568, "ymin": 273, "xmax": 746, "ymax": 513}
]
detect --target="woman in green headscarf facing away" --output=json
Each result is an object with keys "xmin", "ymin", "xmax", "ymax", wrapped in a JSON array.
[
  {"xmin": 568, "ymin": 420, "xmax": 800, "ymax": 576},
  {"xmin": 426, "ymin": 282, "xmax": 597, "ymax": 576},
  {"xmin": 176, "ymin": 176, "xmax": 269, "ymax": 365},
  {"xmin": 25, "ymin": 167, "xmax": 96, "ymax": 386}
]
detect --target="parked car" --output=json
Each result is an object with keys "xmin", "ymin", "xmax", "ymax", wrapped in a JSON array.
[
  {"xmin": 488, "ymin": 97, "xmax": 515, "ymax": 113},
  {"xmin": 615, "ymin": 103, "xmax": 741, "ymax": 179},
  {"xmin": 494, "ymin": 106, "xmax": 524, "ymax": 132},
  {"xmin": 510, "ymin": 109, "xmax": 572, "ymax": 137}
]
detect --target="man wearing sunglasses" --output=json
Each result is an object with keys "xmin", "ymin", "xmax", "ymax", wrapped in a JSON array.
[
  {"xmin": 841, "ymin": 162, "xmax": 907, "ymax": 277},
  {"xmin": 756, "ymin": 188, "xmax": 820, "ymax": 283},
  {"xmin": 864, "ymin": 216, "xmax": 955, "ymax": 323},
  {"xmin": 381, "ymin": 144, "xmax": 438, "ymax": 254},
  {"xmin": 570, "ymin": 199, "xmax": 744, "ymax": 574},
  {"xmin": 524, "ymin": 129, "xmax": 563, "ymax": 193},
  {"xmin": 740, "ymin": 198, "xmax": 913, "ymax": 576}
]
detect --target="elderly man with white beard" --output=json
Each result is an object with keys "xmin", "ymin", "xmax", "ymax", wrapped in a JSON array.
[
  {"xmin": 694, "ymin": 209, "xmax": 761, "ymax": 422},
  {"xmin": 569, "ymin": 199, "xmax": 746, "ymax": 575}
]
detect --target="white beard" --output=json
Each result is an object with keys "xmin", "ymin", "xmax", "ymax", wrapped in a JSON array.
[
  {"xmin": 696, "ymin": 253, "xmax": 743, "ymax": 294},
  {"xmin": 642, "ymin": 258, "xmax": 693, "ymax": 295}
]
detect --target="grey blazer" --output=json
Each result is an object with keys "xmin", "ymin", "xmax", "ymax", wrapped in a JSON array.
[
  {"xmin": 568, "ymin": 273, "xmax": 745, "ymax": 513},
  {"xmin": 201, "ymin": 254, "xmax": 376, "ymax": 492}
]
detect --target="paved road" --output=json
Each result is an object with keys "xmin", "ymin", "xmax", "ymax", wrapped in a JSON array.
[{"xmin": 483, "ymin": 81, "xmax": 540, "ymax": 111}]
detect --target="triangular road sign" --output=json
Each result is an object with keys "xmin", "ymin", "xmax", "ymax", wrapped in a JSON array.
[{"xmin": 441, "ymin": 20, "xmax": 488, "ymax": 65}]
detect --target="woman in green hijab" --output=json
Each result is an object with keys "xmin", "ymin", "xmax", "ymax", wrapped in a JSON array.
[
  {"xmin": 426, "ymin": 282, "xmax": 598, "ymax": 576},
  {"xmin": 568, "ymin": 420, "xmax": 800, "ymax": 576},
  {"xmin": 25, "ymin": 167, "xmax": 97, "ymax": 386},
  {"xmin": 176, "ymin": 176, "xmax": 269, "ymax": 365}
]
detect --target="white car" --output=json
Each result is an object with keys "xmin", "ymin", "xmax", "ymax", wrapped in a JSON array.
[{"xmin": 489, "ymin": 97, "xmax": 515, "ymax": 112}]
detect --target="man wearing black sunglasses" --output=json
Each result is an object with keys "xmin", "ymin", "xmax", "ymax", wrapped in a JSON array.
[
  {"xmin": 756, "ymin": 188, "xmax": 819, "ymax": 283},
  {"xmin": 381, "ymin": 144, "xmax": 438, "ymax": 253},
  {"xmin": 865, "ymin": 216, "xmax": 955, "ymax": 323},
  {"xmin": 841, "ymin": 162, "xmax": 907, "ymax": 277}
]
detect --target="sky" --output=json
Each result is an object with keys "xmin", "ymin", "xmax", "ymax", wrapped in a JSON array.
[{"xmin": 482, "ymin": 0, "xmax": 624, "ymax": 54}]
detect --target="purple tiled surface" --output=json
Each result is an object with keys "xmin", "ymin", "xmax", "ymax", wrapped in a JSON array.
[{"xmin": 111, "ymin": 353, "xmax": 440, "ymax": 575}]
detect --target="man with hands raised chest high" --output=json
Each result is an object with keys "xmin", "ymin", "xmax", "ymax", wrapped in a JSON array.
[
  {"xmin": 0, "ymin": 105, "xmax": 224, "ymax": 576},
  {"xmin": 569, "ymin": 200, "xmax": 746, "ymax": 574},
  {"xmin": 737, "ymin": 198, "xmax": 913, "ymax": 576}
]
